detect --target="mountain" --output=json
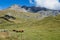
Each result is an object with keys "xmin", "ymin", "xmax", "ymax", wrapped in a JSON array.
[
  {"xmin": 21, "ymin": 6, "xmax": 60, "ymax": 16},
  {"xmin": 21, "ymin": 6, "xmax": 48, "ymax": 12},
  {"xmin": 0, "ymin": 4, "xmax": 60, "ymax": 20},
  {"xmin": 8, "ymin": 4, "xmax": 27, "ymax": 12},
  {"xmin": 0, "ymin": 4, "xmax": 60, "ymax": 40},
  {"xmin": 21, "ymin": 6, "xmax": 60, "ymax": 12},
  {"xmin": 1, "ymin": 4, "xmax": 60, "ymax": 13}
]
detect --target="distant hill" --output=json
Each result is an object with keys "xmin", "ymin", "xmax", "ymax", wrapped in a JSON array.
[
  {"xmin": 21, "ymin": 6, "xmax": 60, "ymax": 12},
  {"xmin": 0, "ymin": 4, "xmax": 60, "ymax": 22}
]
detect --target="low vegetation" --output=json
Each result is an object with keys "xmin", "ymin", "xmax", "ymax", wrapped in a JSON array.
[{"xmin": 0, "ymin": 10, "xmax": 60, "ymax": 40}]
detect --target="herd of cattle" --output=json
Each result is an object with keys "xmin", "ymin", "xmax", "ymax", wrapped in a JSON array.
[{"xmin": 0, "ymin": 29, "xmax": 24, "ymax": 33}]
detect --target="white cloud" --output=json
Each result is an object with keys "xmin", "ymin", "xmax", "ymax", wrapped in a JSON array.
[{"xmin": 34, "ymin": 0, "xmax": 60, "ymax": 10}]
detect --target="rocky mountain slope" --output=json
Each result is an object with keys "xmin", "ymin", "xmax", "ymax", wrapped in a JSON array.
[
  {"xmin": 0, "ymin": 4, "xmax": 60, "ymax": 40},
  {"xmin": 0, "ymin": 4, "xmax": 60, "ymax": 20}
]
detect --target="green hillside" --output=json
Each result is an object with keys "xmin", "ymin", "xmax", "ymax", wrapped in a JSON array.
[{"xmin": 0, "ymin": 10, "xmax": 60, "ymax": 40}]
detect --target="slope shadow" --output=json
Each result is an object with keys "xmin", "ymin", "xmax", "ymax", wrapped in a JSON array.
[{"xmin": 0, "ymin": 15, "xmax": 16, "ymax": 22}]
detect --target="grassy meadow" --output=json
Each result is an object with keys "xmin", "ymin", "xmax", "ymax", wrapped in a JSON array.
[{"xmin": 0, "ymin": 10, "xmax": 60, "ymax": 40}]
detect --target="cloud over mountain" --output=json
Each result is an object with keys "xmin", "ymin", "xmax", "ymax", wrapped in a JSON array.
[{"xmin": 30, "ymin": 0, "xmax": 60, "ymax": 10}]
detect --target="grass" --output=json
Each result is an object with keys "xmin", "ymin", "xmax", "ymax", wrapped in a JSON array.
[{"xmin": 0, "ymin": 10, "xmax": 60, "ymax": 40}]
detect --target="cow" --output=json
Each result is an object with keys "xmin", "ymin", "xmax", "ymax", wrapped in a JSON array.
[{"xmin": 12, "ymin": 30, "xmax": 24, "ymax": 33}]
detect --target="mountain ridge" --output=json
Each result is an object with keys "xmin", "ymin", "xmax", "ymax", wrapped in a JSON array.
[
  {"xmin": 0, "ymin": 4, "xmax": 60, "ymax": 18},
  {"xmin": 1, "ymin": 4, "xmax": 60, "ymax": 12}
]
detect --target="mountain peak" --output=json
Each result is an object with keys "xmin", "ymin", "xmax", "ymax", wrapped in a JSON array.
[
  {"xmin": 8, "ymin": 4, "xmax": 27, "ymax": 12},
  {"xmin": 9, "ymin": 4, "xmax": 21, "ymax": 10}
]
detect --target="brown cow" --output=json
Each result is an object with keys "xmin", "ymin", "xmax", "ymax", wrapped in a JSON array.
[{"xmin": 12, "ymin": 30, "xmax": 24, "ymax": 33}]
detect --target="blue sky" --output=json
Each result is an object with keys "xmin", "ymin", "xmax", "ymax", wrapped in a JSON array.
[
  {"xmin": 0, "ymin": 0, "xmax": 35, "ymax": 10},
  {"xmin": 0, "ymin": 0, "xmax": 60, "ymax": 10},
  {"xmin": 59, "ymin": 0, "xmax": 60, "ymax": 2}
]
